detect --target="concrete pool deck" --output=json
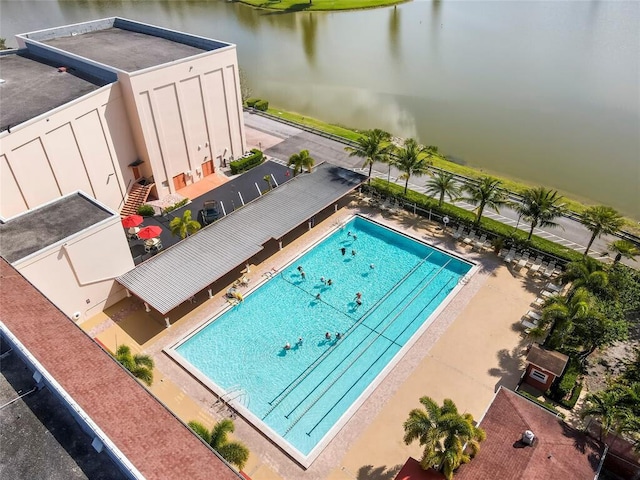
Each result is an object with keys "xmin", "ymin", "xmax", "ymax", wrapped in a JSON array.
[{"xmin": 83, "ymin": 199, "xmax": 549, "ymax": 480}]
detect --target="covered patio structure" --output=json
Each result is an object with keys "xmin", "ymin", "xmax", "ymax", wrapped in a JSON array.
[{"xmin": 116, "ymin": 163, "xmax": 366, "ymax": 321}]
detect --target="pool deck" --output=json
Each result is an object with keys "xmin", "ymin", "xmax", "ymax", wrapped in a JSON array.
[{"xmin": 83, "ymin": 199, "xmax": 549, "ymax": 479}]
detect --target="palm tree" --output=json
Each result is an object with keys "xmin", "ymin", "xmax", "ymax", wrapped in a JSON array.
[
  {"xmin": 580, "ymin": 205, "xmax": 625, "ymax": 257},
  {"xmin": 115, "ymin": 345, "xmax": 154, "ymax": 386},
  {"xmin": 581, "ymin": 389, "xmax": 628, "ymax": 442},
  {"xmin": 188, "ymin": 419, "xmax": 250, "ymax": 470},
  {"xmin": 460, "ymin": 177, "xmax": 507, "ymax": 226},
  {"xmin": 608, "ymin": 239, "xmax": 639, "ymax": 265},
  {"xmin": 515, "ymin": 187, "xmax": 566, "ymax": 241},
  {"xmin": 263, "ymin": 174, "xmax": 272, "ymax": 191},
  {"xmin": 288, "ymin": 149, "xmax": 315, "ymax": 176},
  {"xmin": 541, "ymin": 286, "xmax": 593, "ymax": 349},
  {"xmin": 394, "ymin": 138, "xmax": 433, "ymax": 195},
  {"xmin": 561, "ymin": 257, "xmax": 609, "ymax": 295},
  {"xmin": 169, "ymin": 209, "xmax": 201, "ymax": 239},
  {"xmin": 425, "ymin": 171, "xmax": 462, "ymax": 207},
  {"xmin": 344, "ymin": 129, "xmax": 392, "ymax": 184},
  {"xmin": 403, "ymin": 396, "xmax": 485, "ymax": 479}
]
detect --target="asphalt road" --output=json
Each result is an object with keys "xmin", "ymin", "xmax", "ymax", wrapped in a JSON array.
[{"xmin": 245, "ymin": 111, "xmax": 639, "ymax": 269}]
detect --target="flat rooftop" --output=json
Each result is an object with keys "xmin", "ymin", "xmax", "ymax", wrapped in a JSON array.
[
  {"xmin": 43, "ymin": 27, "xmax": 208, "ymax": 72},
  {"xmin": 0, "ymin": 52, "xmax": 103, "ymax": 131},
  {"xmin": 0, "ymin": 337, "xmax": 128, "ymax": 480},
  {"xmin": 0, "ymin": 193, "xmax": 113, "ymax": 264}
]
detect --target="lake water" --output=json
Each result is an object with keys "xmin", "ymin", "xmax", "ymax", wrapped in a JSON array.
[{"xmin": 1, "ymin": 0, "xmax": 638, "ymax": 218}]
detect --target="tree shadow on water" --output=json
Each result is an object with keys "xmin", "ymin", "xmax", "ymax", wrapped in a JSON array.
[{"xmin": 357, "ymin": 464, "xmax": 403, "ymax": 480}]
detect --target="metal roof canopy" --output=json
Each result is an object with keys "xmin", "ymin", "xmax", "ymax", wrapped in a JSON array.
[{"xmin": 116, "ymin": 163, "xmax": 365, "ymax": 314}]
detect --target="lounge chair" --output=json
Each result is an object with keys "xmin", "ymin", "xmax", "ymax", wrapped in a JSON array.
[
  {"xmin": 474, "ymin": 234, "xmax": 488, "ymax": 250},
  {"xmin": 511, "ymin": 252, "xmax": 523, "ymax": 265},
  {"xmin": 504, "ymin": 249, "xmax": 516, "ymax": 263},
  {"xmin": 542, "ymin": 262, "xmax": 557, "ymax": 278},
  {"xmin": 452, "ymin": 226, "xmax": 464, "ymax": 239},
  {"xmin": 532, "ymin": 297, "xmax": 545, "ymax": 307},
  {"xmin": 521, "ymin": 318, "xmax": 538, "ymax": 329},
  {"xmin": 546, "ymin": 282, "xmax": 562, "ymax": 292},
  {"xmin": 528, "ymin": 256, "xmax": 544, "ymax": 274},
  {"xmin": 517, "ymin": 252, "xmax": 531, "ymax": 268},
  {"xmin": 463, "ymin": 231, "xmax": 477, "ymax": 245},
  {"xmin": 525, "ymin": 310, "xmax": 542, "ymax": 321}
]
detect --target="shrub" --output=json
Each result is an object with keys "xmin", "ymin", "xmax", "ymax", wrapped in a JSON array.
[
  {"xmin": 162, "ymin": 198, "xmax": 189, "ymax": 215},
  {"xmin": 558, "ymin": 382, "xmax": 583, "ymax": 409},
  {"xmin": 137, "ymin": 204, "xmax": 155, "ymax": 217},
  {"xmin": 246, "ymin": 98, "xmax": 260, "ymax": 107},
  {"xmin": 254, "ymin": 99, "xmax": 269, "ymax": 111},
  {"xmin": 550, "ymin": 357, "xmax": 582, "ymax": 401},
  {"xmin": 230, "ymin": 149, "xmax": 264, "ymax": 174}
]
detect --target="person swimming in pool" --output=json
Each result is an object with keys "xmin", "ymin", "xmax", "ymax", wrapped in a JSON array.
[
  {"xmin": 340, "ymin": 247, "xmax": 346, "ymax": 256},
  {"xmin": 336, "ymin": 332, "xmax": 342, "ymax": 340},
  {"xmin": 284, "ymin": 342, "xmax": 291, "ymax": 350},
  {"xmin": 297, "ymin": 337, "xmax": 303, "ymax": 346},
  {"xmin": 327, "ymin": 279, "xmax": 333, "ymax": 286},
  {"xmin": 325, "ymin": 332, "xmax": 332, "ymax": 340}
]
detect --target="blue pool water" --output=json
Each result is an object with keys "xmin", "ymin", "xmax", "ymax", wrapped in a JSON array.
[{"xmin": 175, "ymin": 217, "xmax": 472, "ymax": 458}]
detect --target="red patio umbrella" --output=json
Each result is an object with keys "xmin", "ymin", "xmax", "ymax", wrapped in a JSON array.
[
  {"xmin": 121, "ymin": 214, "xmax": 143, "ymax": 228},
  {"xmin": 137, "ymin": 225, "xmax": 163, "ymax": 240}
]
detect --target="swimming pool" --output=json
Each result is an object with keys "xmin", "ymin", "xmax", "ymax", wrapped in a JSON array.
[{"xmin": 169, "ymin": 216, "xmax": 473, "ymax": 466}]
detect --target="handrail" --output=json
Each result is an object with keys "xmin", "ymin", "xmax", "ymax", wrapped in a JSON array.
[
  {"xmin": 118, "ymin": 178, "xmax": 133, "ymax": 211},
  {"xmin": 262, "ymin": 252, "xmax": 435, "ymax": 419},
  {"xmin": 283, "ymin": 260, "xmax": 452, "ymax": 433}
]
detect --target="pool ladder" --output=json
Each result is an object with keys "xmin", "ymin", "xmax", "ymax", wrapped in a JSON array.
[{"xmin": 214, "ymin": 386, "xmax": 249, "ymax": 412}]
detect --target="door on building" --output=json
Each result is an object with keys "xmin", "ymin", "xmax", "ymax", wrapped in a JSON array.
[
  {"xmin": 132, "ymin": 166, "xmax": 142, "ymax": 180},
  {"xmin": 202, "ymin": 160, "xmax": 214, "ymax": 176},
  {"xmin": 173, "ymin": 173, "xmax": 186, "ymax": 191}
]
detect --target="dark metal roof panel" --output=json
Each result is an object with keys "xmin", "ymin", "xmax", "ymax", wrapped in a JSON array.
[{"xmin": 116, "ymin": 163, "xmax": 365, "ymax": 314}]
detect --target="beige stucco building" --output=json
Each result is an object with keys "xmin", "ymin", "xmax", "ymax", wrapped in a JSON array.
[
  {"xmin": 0, "ymin": 17, "xmax": 247, "ymax": 220},
  {"xmin": 0, "ymin": 18, "xmax": 247, "ymax": 320}
]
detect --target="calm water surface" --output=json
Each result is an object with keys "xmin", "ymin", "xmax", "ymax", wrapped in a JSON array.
[{"xmin": 1, "ymin": 0, "xmax": 638, "ymax": 217}]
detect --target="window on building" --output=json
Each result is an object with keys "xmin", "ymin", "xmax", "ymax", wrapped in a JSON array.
[{"xmin": 529, "ymin": 368, "xmax": 548, "ymax": 384}]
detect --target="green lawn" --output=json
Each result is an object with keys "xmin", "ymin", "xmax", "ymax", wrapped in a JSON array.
[
  {"xmin": 267, "ymin": 108, "xmax": 363, "ymax": 142},
  {"xmin": 264, "ymin": 105, "xmax": 640, "ymax": 236},
  {"xmin": 238, "ymin": 0, "xmax": 405, "ymax": 11}
]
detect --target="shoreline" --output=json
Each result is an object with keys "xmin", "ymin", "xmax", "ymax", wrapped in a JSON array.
[
  {"xmin": 234, "ymin": 0, "xmax": 408, "ymax": 12},
  {"xmin": 263, "ymin": 106, "xmax": 640, "ymax": 234}
]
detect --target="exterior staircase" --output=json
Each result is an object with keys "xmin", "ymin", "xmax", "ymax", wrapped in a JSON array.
[{"xmin": 120, "ymin": 182, "xmax": 154, "ymax": 217}]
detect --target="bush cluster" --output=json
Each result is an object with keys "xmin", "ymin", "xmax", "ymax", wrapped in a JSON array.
[
  {"xmin": 230, "ymin": 149, "xmax": 264, "ymax": 174},
  {"xmin": 246, "ymin": 98, "xmax": 269, "ymax": 111},
  {"xmin": 137, "ymin": 204, "xmax": 155, "ymax": 217},
  {"xmin": 163, "ymin": 198, "xmax": 189, "ymax": 215}
]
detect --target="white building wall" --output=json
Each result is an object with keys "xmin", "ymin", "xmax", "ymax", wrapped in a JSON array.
[
  {"xmin": 13, "ymin": 216, "xmax": 135, "ymax": 322},
  {"xmin": 0, "ymin": 84, "xmax": 138, "ymax": 219}
]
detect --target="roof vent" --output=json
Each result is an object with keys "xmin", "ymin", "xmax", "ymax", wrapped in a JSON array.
[{"xmin": 522, "ymin": 430, "xmax": 535, "ymax": 446}]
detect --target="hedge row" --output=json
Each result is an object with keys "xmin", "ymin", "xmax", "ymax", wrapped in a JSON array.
[
  {"xmin": 246, "ymin": 98, "xmax": 269, "ymax": 111},
  {"xmin": 163, "ymin": 198, "xmax": 189, "ymax": 215},
  {"xmin": 230, "ymin": 149, "xmax": 264, "ymax": 175},
  {"xmin": 367, "ymin": 179, "xmax": 584, "ymax": 264}
]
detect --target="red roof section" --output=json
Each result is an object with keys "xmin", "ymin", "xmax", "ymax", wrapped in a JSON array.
[
  {"xmin": 456, "ymin": 388, "xmax": 603, "ymax": 480},
  {"xmin": 0, "ymin": 259, "xmax": 241, "ymax": 480},
  {"xmin": 394, "ymin": 457, "xmax": 445, "ymax": 480}
]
